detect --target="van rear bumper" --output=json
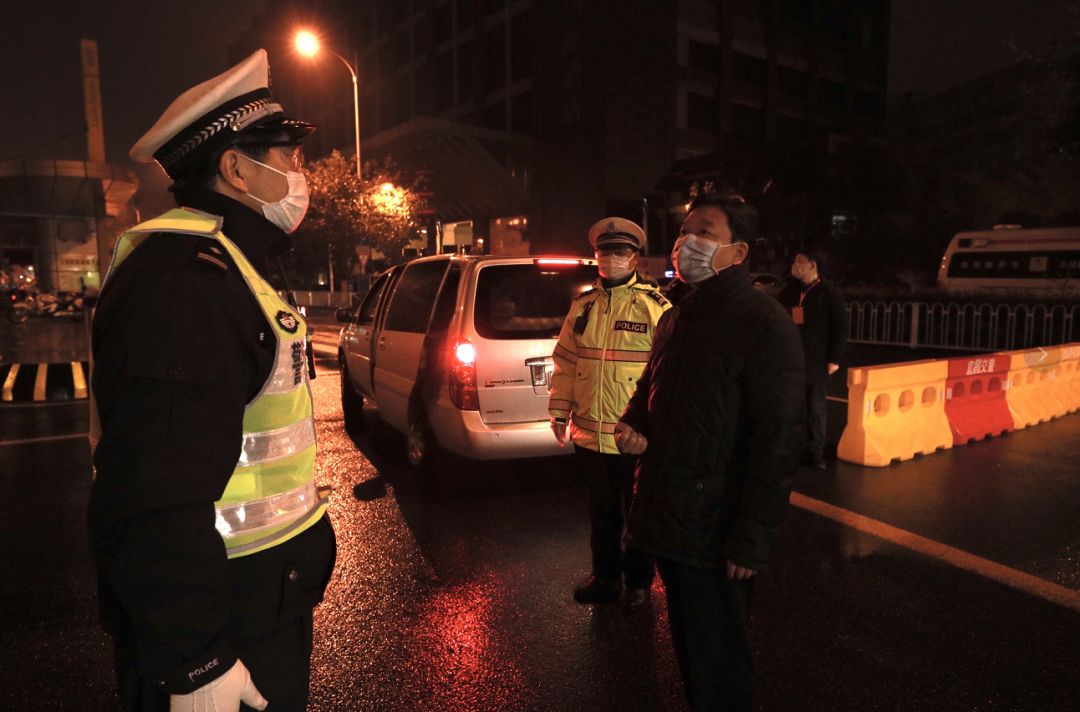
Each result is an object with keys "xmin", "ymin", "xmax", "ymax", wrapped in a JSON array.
[{"xmin": 430, "ymin": 405, "xmax": 572, "ymax": 460}]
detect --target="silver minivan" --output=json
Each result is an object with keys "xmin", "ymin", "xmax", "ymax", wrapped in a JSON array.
[{"xmin": 337, "ymin": 254, "xmax": 598, "ymax": 466}]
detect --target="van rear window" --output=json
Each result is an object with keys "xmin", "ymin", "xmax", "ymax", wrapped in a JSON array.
[{"xmin": 474, "ymin": 263, "xmax": 597, "ymax": 339}]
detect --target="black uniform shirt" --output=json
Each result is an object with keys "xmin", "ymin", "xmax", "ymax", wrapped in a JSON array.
[
  {"xmin": 779, "ymin": 276, "xmax": 847, "ymax": 384},
  {"xmin": 89, "ymin": 187, "xmax": 287, "ymax": 691}
]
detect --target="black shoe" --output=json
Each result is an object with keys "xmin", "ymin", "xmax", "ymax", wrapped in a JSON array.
[
  {"xmin": 623, "ymin": 586, "xmax": 649, "ymax": 609},
  {"xmin": 573, "ymin": 575, "xmax": 621, "ymax": 604}
]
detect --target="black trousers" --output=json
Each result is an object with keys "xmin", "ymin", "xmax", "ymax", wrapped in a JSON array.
[
  {"xmin": 116, "ymin": 612, "xmax": 315, "ymax": 711},
  {"xmin": 111, "ymin": 517, "xmax": 335, "ymax": 711},
  {"xmin": 575, "ymin": 444, "xmax": 654, "ymax": 588},
  {"xmin": 656, "ymin": 558, "xmax": 755, "ymax": 712},
  {"xmin": 806, "ymin": 382, "xmax": 828, "ymax": 458}
]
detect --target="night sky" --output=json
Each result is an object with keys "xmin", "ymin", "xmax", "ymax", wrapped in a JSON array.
[{"xmin": 1, "ymin": 0, "xmax": 1076, "ymax": 173}]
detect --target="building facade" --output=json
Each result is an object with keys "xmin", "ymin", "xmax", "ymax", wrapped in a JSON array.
[{"xmin": 232, "ymin": 0, "xmax": 888, "ymax": 263}]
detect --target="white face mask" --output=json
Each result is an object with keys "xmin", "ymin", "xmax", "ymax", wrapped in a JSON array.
[
  {"xmin": 597, "ymin": 254, "xmax": 634, "ymax": 281},
  {"xmin": 671, "ymin": 234, "xmax": 739, "ymax": 284},
  {"xmin": 240, "ymin": 153, "xmax": 309, "ymax": 234}
]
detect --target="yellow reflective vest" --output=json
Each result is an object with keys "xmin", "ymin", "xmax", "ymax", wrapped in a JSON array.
[
  {"xmin": 548, "ymin": 272, "xmax": 671, "ymax": 453},
  {"xmin": 102, "ymin": 208, "xmax": 328, "ymax": 558}
]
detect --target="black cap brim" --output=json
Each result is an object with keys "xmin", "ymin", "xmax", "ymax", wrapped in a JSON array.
[
  {"xmin": 248, "ymin": 116, "xmax": 316, "ymax": 143},
  {"xmin": 595, "ymin": 235, "xmax": 641, "ymax": 250}
]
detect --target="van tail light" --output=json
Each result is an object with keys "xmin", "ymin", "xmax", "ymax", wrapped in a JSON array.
[{"xmin": 449, "ymin": 340, "xmax": 480, "ymax": 410}]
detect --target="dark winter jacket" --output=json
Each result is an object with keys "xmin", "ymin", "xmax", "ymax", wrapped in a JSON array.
[
  {"xmin": 620, "ymin": 264, "xmax": 805, "ymax": 571},
  {"xmin": 778, "ymin": 276, "xmax": 847, "ymax": 385}
]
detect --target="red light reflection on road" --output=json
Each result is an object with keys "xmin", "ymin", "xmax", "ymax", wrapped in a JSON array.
[{"xmin": 409, "ymin": 571, "xmax": 527, "ymax": 710}]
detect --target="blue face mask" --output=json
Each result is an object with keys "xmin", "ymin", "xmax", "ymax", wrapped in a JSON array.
[{"xmin": 671, "ymin": 234, "xmax": 738, "ymax": 283}]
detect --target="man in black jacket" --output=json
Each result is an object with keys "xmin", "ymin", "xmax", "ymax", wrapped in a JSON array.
[
  {"xmin": 615, "ymin": 193, "xmax": 804, "ymax": 711},
  {"xmin": 90, "ymin": 50, "xmax": 335, "ymax": 710},
  {"xmin": 779, "ymin": 248, "xmax": 848, "ymax": 469}
]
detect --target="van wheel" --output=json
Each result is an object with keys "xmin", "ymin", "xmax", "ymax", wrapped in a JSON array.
[
  {"xmin": 405, "ymin": 415, "xmax": 436, "ymax": 469},
  {"xmin": 340, "ymin": 358, "xmax": 364, "ymax": 429}
]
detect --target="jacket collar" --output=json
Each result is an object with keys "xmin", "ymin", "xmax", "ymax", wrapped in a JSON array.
[
  {"xmin": 173, "ymin": 186, "xmax": 290, "ymax": 273},
  {"xmin": 679, "ymin": 263, "xmax": 752, "ymax": 314},
  {"xmin": 596, "ymin": 271, "xmax": 637, "ymax": 293},
  {"xmin": 597, "ymin": 270, "xmax": 658, "ymax": 293}
]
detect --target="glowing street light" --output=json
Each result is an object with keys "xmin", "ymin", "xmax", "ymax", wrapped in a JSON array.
[
  {"xmin": 295, "ymin": 30, "xmax": 320, "ymax": 57},
  {"xmin": 293, "ymin": 29, "xmax": 361, "ymax": 178}
]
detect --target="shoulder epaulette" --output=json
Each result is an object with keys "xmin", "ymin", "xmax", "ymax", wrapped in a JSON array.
[
  {"xmin": 575, "ymin": 287, "xmax": 597, "ymax": 300},
  {"xmin": 643, "ymin": 290, "xmax": 670, "ymax": 307},
  {"xmin": 192, "ymin": 239, "xmax": 230, "ymax": 272}
]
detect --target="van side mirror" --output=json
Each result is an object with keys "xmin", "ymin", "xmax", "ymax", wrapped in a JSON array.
[{"xmin": 335, "ymin": 307, "xmax": 354, "ymax": 323}]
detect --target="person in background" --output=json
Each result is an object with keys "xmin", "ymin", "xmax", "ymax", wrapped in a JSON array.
[
  {"xmin": 780, "ymin": 247, "xmax": 848, "ymax": 469},
  {"xmin": 90, "ymin": 50, "xmax": 335, "ymax": 711},
  {"xmin": 549, "ymin": 217, "xmax": 671, "ymax": 607},
  {"xmin": 615, "ymin": 193, "xmax": 804, "ymax": 711}
]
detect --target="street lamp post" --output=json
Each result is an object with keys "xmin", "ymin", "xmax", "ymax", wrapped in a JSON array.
[{"xmin": 295, "ymin": 30, "xmax": 361, "ymax": 179}]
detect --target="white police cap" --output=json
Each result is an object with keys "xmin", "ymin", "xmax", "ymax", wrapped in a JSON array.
[
  {"xmin": 130, "ymin": 49, "xmax": 313, "ymax": 178},
  {"xmin": 588, "ymin": 217, "xmax": 645, "ymax": 251}
]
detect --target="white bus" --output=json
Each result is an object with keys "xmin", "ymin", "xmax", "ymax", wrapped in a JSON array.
[{"xmin": 937, "ymin": 225, "xmax": 1080, "ymax": 294}]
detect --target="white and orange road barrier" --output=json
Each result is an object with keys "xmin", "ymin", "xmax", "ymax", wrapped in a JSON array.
[
  {"xmin": 1002, "ymin": 347, "xmax": 1065, "ymax": 428},
  {"xmin": 1053, "ymin": 344, "xmax": 1080, "ymax": 415},
  {"xmin": 837, "ymin": 359, "xmax": 953, "ymax": 467},
  {"xmin": 838, "ymin": 343, "xmax": 1079, "ymax": 467}
]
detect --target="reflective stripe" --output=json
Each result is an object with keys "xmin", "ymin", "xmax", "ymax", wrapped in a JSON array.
[
  {"xmin": 223, "ymin": 488, "xmax": 330, "ymax": 557},
  {"xmin": 576, "ymin": 346, "xmax": 649, "ymax": 363},
  {"xmin": 238, "ymin": 418, "xmax": 316, "ymax": 466},
  {"xmin": 605, "ymin": 349, "xmax": 650, "ymax": 363},
  {"xmin": 215, "ymin": 481, "xmax": 320, "ymax": 539},
  {"xmin": 549, "ymin": 398, "xmax": 573, "ymax": 410},
  {"xmin": 572, "ymin": 414, "xmax": 617, "ymax": 434},
  {"xmin": 553, "ymin": 343, "xmax": 577, "ymax": 363},
  {"xmin": 578, "ymin": 346, "xmax": 604, "ymax": 360}
]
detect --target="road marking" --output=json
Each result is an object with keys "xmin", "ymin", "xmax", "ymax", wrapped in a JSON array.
[
  {"xmin": 33, "ymin": 362, "xmax": 47, "ymax": 401},
  {"xmin": 790, "ymin": 492, "xmax": 1080, "ymax": 612},
  {"xmin": 0, "ymin": 432, "xmax": 89, "ymax": 447},
  {"xmin": 2, "ymin": 364, "xmax": 19, "ymax": 401},
  {"xmin": 71, "ymin": 361, "xmax": 87, "ymax": 399}
]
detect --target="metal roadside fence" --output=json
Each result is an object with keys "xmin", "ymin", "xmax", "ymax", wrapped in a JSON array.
[{"xmin": 847, "ymin": 301, "xmax": 1080, "ymax": 351}]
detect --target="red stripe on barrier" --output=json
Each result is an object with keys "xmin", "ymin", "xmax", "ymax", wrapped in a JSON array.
[{"xmin": 944, "ymin": 354, "xmax": 1014, "ymax": 445}]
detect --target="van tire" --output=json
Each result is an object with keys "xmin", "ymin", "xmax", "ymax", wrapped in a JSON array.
[
  {"xmin": 405, "ymin": 414, "xmax": 437, "ymax": 469},
  {"xmin": 340, "ymin": 358, "xmax": 364, "ymax": 430}
]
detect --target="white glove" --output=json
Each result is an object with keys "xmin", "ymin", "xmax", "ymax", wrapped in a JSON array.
[{"xmin": 169, "ymin": 659, "xmax": 268, "ymax": 712}]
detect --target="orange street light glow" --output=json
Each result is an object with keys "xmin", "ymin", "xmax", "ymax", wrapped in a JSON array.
[{"xmin": 295, "ymin": 30, "xmax": 320, "ymax": 57}]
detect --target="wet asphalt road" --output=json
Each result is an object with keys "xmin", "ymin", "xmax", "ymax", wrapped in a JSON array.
[{"xmin": 1, "ymin": 317, "xmax": 1080, "ymax": 710}]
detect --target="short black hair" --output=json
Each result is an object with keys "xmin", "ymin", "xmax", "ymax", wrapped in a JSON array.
[
  {"xmin": 798, "ymin": 246, "xmax": 827, "ymax": 276},
  {"xmin": 169, "ymin": 143, "xmax": 273, "ymax": 194},
  {"xmin": 168, "ymin": 130, "xmax": 292, "ymax": 193},
  {"xmin": 687, "ymin": 193, "xmax": 758, "ymax": 244}
]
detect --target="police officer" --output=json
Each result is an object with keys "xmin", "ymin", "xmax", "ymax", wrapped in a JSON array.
[
  {"xmin": 549, "ymin": 218, "xmax": 671, "ymax": 607},
  {"xmin": 90, "ymin": 50, "xmax": 335, "ymax": 711}
]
